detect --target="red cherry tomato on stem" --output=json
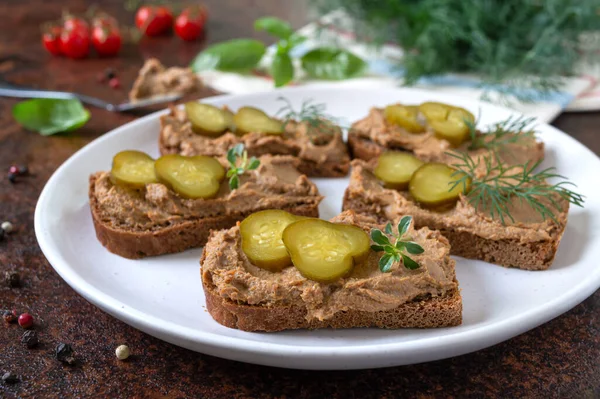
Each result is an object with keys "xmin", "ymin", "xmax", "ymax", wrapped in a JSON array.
[
  {"xmin": 92, "ymin": 25, "xmax": 122, "ymax": 57},
  {"xmin": 135, "ymin": 6, "xmax": 173, "ymax": 36},
  {"xmin": 60, "ymin": 28, "xmax": 90, "ymax": 59},
  {"xmin": 92, "ymin": 12, "xmax": 119, "ymax": 29},
  {"xmin": 42, "ymin": 26, "xmax": 63, "ymax": 56},
  {"xmin": 174, "ymin": 6, "xmax": 207, "ymax": 41},
  {"xmin": 63, "ymin": 15, "xmax": 90, "ymax": 36}
]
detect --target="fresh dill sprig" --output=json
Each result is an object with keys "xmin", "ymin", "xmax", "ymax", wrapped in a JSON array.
[
  {"xmin": 370, "ymin": 216, "xmax": 424, "ymax": 271},
  {"xmin": 226, "ymin": 144, "xmax": 260, "ymax": 190},
  {"xmin": 447, "ymin": 151, "xmax": 584, "ymax": 225},
  {"xmin": 467, "ymin": 115, "xmax": 537, "ymax": 151},
  {"xmin": 276, "ymin": 96, "xmax": 341, "ymax": 139}
]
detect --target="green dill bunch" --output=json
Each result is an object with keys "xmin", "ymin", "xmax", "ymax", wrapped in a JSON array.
[{"xmin": 313, "ymin": 0, "xmax": 600, "ymax": 96}]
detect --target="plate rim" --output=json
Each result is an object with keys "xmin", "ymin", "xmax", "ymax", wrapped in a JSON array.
[{"xmin": 34, "ymin": 85, "xmax": 600, "ymax": 369}]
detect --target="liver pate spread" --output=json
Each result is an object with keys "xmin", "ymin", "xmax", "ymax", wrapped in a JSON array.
[
  {"xmin": 129, "ymin": 58, "xmax": 202, "ymax": 101},
  {"xmin": 351, "ymin": 107, "xmax": 545, "ymax": 166},
  {"xmin": 202, "ymin": 211, "xmax": 458, "ymax": 321},
  {"xmin": 160, "ymin": 107, "xmax": 350, "ymax": 173},
  {"xmin": 92, "ymin": 156, "xmax": 321, "ymax": 231},
  {"xmin": 345, "ymin": 160, "xmax": 568, "ymax": 243}
]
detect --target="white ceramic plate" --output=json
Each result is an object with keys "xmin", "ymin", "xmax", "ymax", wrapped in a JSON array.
[{"xmin": 35, "ymin": 86, "xmax": 600, "ymax": 370}]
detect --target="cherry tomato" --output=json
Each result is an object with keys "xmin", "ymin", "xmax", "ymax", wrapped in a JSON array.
[
  {"xmin": 60, "ymin": 28, "xmax": 90, "ymax": 59},
  {"xmin": 92, "ymin": 25, "xmax": 122, "ymax": 57},
  {"xmin": 174, "ymin": 6, "xmax": 207, "ymax": 41},
  {"xmin": 92, "ymin": 13, "xmax": 119, "ymax": 29},
  {"xmin": 135, "ymin": 6, "xmax": 173, "ymax": 36},
  {"xmin": 42, "ymin": 26, "xmax": 63, "ymax": 56},
  {"xmin": 63, "ymin": 16, "xmax": 90, "ymax": 36}
]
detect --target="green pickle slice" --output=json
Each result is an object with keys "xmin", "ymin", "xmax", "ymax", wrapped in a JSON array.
[
  {"xmin": 110, "ymin": 150, "xmax": 158, "ymax": 189},
  {"xmin": 185, "ymin": 102, "xmax": 231, "ymax": 137},
  {"xmin": 384, "ymin": 104, "xmax": 425, "ymax": 133},
  {"xmin": 282, "ymin": 219, "xmax": 370, "ymax": 282},
  {"xmin": 154, "ymin": 154, "xmax": 225, "ymax": 199},
  {"xmin": 419, "ymin": 102, "xmax": 475, "ymax": 147},
  {"xmin": 240, "ymin": 210, "xmax": 303, "ymax": 271},
  {"xmin": 233, "ymin": 106, "xmax": 283, "ymax": 135},
  {"xmin": 374, "ymin": 152, "xmax": 424, "ymax": 190},
  {"xmin": 409, "ymin": 163, "xmax": 471, "ymax": 209}
]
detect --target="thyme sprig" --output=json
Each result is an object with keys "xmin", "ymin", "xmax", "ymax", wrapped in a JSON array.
[
  {"xmin": 226, "ymin": 144, "xmax": 260, "ymax": 190},
  {"xmin": 447, "ymin": 151, "xmax": 584, "ymax": 225},
  {"xmin": 370, "ymin": 216, "xmax": 424, "ymax": 271},
  {"xmin": 467, "ymin": 115, "xmax": 537, "ymax": 151},
  {"xmin": 276, "ymin": 96, "xmax": 342, "ymax": 140}
]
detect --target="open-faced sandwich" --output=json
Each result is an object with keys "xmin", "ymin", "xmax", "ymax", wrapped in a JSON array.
[
  {"xmin": 89, "ymin": 145, "xmax": 322, "ymax": 259},
  {"xmin": 201, "ymin": 210, "xmax": 462, "ymax": 332},
  {"xmin": 159, "ymin": 100, "xmax": 351, "ymax": 177},
  {"xmin": 343, "ymin": 151, "xmax": 584, "ymax": 270},
  {"xmin": 349, "ymin": 101, "xmax": 544, "ymax": 167}
]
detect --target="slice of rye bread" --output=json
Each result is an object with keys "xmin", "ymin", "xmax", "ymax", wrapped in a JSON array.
[
  {"xmin": 89, "ymin": 157, "xmax": 321, "ymax": 259},
  {"xmin": 200, "ymin": 211, "xmax": 462, "ymax": 332},
  {"xmin": 342, "ymin": 161, "xmax": 569, "ymax": 271},
  {"xmin": 159, "ymin": 107, "xmax": 351, "ymax": 177}
]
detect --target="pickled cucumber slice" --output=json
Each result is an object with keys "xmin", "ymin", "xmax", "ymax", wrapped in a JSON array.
[
  {"xmin": 419, "ymin": 102, "xmax": 475, "ymax": 146},
  {"xmin": 110, "ymin": 150, "xmax": 158, "ymax": 189},
  {"xmin": 282, "ymin": 219, "xmax": 370, "ymax": 282},
  {"xmin": 234, "ymin": 106, "xmax": 283, "ymax": 135},
  {"xmin": 154, "ymin": 154, "xmax": 225, "ymax": 199},
  {"xmin": 384, "ymin": 104, "xmax": 425, "ymax": 133},
  {"xmin": 374, "ymin": 152, "xmax": 424, "ymax": 190},
  {"xmin": 418, "ymin": 102, "xmax": 450, "ymax": 121},
  {"xmin": 409, "ymin": 163, "xmax": 471, "ymax": 209},
  {"xmin": 240, "ymin": 210, "xmax": 303, "ymax": 271},
  {"xmin": 185, "ymin": 102, "xmax": 232, "ymax": 137}
]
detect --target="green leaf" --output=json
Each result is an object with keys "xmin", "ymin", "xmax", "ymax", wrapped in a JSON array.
[
  {"xmin": 404, "ymin": 241, "xmax": 424, "ymax": 255},
  {"xmin": 247, "ymin": 158, "xmax": 260, "ymax": 170},
  {"xmin": 13, "ymin": 99, "xmax": 90, "ymax": 136},
  {"xmin": 395, "ymin": 240, "xmax": 405, "ymax": 250},
  {"xmin": 384, "ymin": 222, "xmax": 393, "ymax": 236},
  {"xmin": 384, "ymin": 246, "xmax": 396, "ymax": 255},
  {"xmin": 301, "ymin": 47, "xmax": 366, "ymax": 80},
  {"xmin": 370, "ymin": 244, "xmax": 384, "ymax": 252},
  {"xmin": 232, "ymin": 143, "xmax": 245, "ymax": 157},
  {"xmin": 226, "ymin": 148, "xmax": 237, "ymax": 165},
  {"xmin": 397, "ymin": 215, "xmax": 413, "ymax": 237},
  {"xmin": 226, "ymin": 168, "xmax": 237, "ymax": 178},
  {"xmin": 379, "ymin": 254, "xmax": 394, "ymax": 273},
  {"xmin": 287, "ymin": 33, "xmax": 307, "ymax": 50},
  {"xmin": 254, "ymin": 17, "xmax": 293, "ymax": 40},
  {"xmin": 190, "ymin": 39, "xmax": 266, "ymax": 72},
  {"xmin": 370, "ymin": 229, "xmax": 391, "ymax": 246},
  {"xmin": 272, "ymin": 51, "xmax": 294, "ymax": 87},
  {"xmin": 229, "ymin": 175, "xmax": 239, "ymax": 190},
  {"xmin": 401, "ymin": 254, "xmax": 420, "ymax": 270}
]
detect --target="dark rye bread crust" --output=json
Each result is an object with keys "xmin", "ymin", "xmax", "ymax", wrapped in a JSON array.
[
  {"xmin": 348, "ymin": 131, "xmax": 386, "ymax": 161},
  {"xmin": 89, "ymin": 175, "xmax": 320, "ymax": 259},
  {"xmin": 342, "ymin": 191, "xmax": 561, "ymax": 271}
]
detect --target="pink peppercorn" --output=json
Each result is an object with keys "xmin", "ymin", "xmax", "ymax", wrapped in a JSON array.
[{"xmin": 18, "ymin": 313, "xmax": 33, "ymax": 329}]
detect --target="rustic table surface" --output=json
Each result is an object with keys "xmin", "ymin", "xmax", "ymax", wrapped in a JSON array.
[{"xmin": 1, "ymin": 1, "xmax": 598, "ymax": 398}]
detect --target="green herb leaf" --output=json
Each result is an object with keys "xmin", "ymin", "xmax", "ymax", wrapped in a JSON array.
[
  {"xmin": 226, "ymin": 149, "xmax": 237, "ymax": 165},
  {"xmin": 379, "ymin": 254, "xmax": 394, "ymax": 273},
  {"xmin": 370, "ymin": 229, "xmax": 391, "ymax": 246},
  {"xmin": 301, "ymin": 47, "xmax": 366, "ymax": 80},
  {"xmin": 288, "ymin": 33, "xmax": 307, "ymax": 50},
  {"xmin": 401, "ymin": 254, "xmax": 420, "ymax": 270},
  {"xmin": 384, "ymin": 222, "xmax": 393, "ymax": 236},
  {"xmin": 272, "ymin": 51, "xmax": 294, "ymax": 87},
  {"xmin": 191, "ymin": 39, "xmax": 266, "ymax": 72},
  {"xmin": 247, "ymin": 158, "xmax": 260, "ymax": 170},
  {"xmin": 229, "ymin": 175, "xmax": 239, "ymax": 190},
  {"xmin": 370, "ymin": 244, "xmax": 385, "ymax": 252},
  {"xmin": 404, "ymin": 242, "xmax": 425, "ymax": 255},
  {"xmin": 254, "ymin": 17, "xmax": 293, "ymax": 40},
  {"xmin": 232, "ymin": 143, "xmax": 244, "ymax": 157},
  {"xmin": 395, "ymin": 241, "xmax": 405, "ymax": 250},
  {"xmin": 397, "ymin": 216, "xmax": 412, "ymax": 237},
  {"xmin": 226, "ymin": 143, "xmax": 261, "ymax": 190},
  {"xmin": 12, "ymin": 98, "xmax": 90, "ymax": 136}
]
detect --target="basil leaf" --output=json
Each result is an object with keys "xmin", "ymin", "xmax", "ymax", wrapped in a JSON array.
[
  {"xmin": 370, "ymin": 229, "xmax": 391, "ymax": 246},
  {"xmin": 301, "ymin": 48, "xmax": 366, "ymax": 80},
  {"xmin": 379, "ymin": 254, "xmax": 394, "ymax": 273},
  {"xmin": 254, "ymin": 17, "xmax": 293, "ymax": 40},
  {"xmin": 397, "ymin": 215, "xmax": 413, "ymax": 237},
  {"xmin": 404, "ymin": 241, "xmax": 425, "ymax": 255},
  {"xmin": 191, "ymin": 39, "xmax": 266, "ymax": 72},
  {"xmin": 401, "ymin": 254, "xmax": 420, "ymax": 270},
  {"xmin": 13, "ymin": 99, "xmax": 90, "ymax": 136},
  {"xmin": 272, "ymin": 51, "xmax": 294, "ymax": 87}
]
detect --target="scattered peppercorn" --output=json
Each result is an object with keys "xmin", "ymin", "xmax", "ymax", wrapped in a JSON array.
[
  {"xmin": 3, "ymin": 310, "xmax": 17, "ymax": 324},
  {"xmin": 5, "ymin": 270, "xmax": 20, "ymax": 287},
  {"xmin": 109, "ymin": 77, "xmax": 120, "ymax": 89},
  {"xmin": 0, "ymin": 228, "xmax": 4, "ymax": 240},
  {"xmin": 55, "ymin": 343, "xmax": 76, "ymax": 365},
  {"xmin": 17, "ymin": 165, "xmax": 28, "ymax": 175},
  {"xmin": 1, "ymin": 372, "xmax": 19, "ymax": 384},
  {"xmin": 105, "ymin": 68, "xmax": 116, "ymax": 80},
  {"xmin": 18, "ymin": 313, "xmax": 33, "ymax": 329},
  {"xmin": 8, "ymin": 172, "xmax": 17, "ymax": 184},
  {"xmin": 1, "ymin": 221, "xmax": 14, "ymax": 233},
  {"xmin": 115, "ymin": 344, "xmax": 130, "ymax": 360},
  {"xmin": 9, "ymin": 165, "xmax": 19, "ymax": 175},
  {"xmin": 21, "ymin": 330, "xmax": 38, "ymax": 348}
]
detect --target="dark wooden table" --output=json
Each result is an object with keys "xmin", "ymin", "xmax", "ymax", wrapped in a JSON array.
[{"xmin": 1, "ymin": 1, "xmax": 598, "ymax": 398}]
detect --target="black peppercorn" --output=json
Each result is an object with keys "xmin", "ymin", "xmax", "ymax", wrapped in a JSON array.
[
  {"xmin": 55, "ymin": 343, "xmax": 76, "ymax": 365},
  {"xmin": 5, "ymin": 270, "xmax": 20, "ymax": 288},
  {"xmin": 8, "ymin": 172, "xmax": 16, "ymax": 184},
  {"xmin": 0, "ymin": 228, "xmax": 4, "ymax": 240},
  {"xmin": 1, "ymin": 372, "xmax": 19, "ymax": 384},
  {"xmin": 21, "ymin": 330, "xmax": 38, "ymax": 348},
  {"xmin": 105, "ymin": 68, "xmax": 116, "ymax": 80},
  {"xmin": 17, "ymin": 165, "xmax": 28, "ymax": 175},
  {"xmin": 3, "ymin": 310, "xmax": 17, "ymax": 324}
]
